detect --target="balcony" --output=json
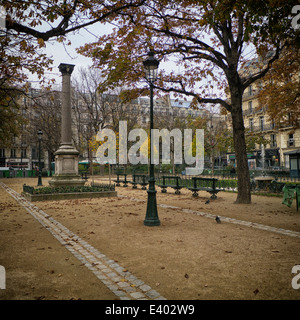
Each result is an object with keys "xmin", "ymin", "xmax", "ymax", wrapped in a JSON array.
[
  {"xmin": 243, "ymin": 106, "xmax": 267, "ymax": 117},
  {"xmin": 248, "ymin": 122, "xmax": 277, "ymax": 133},
  {"xmin": 242, "ymin": 91, "xmax": 258, "ymax": 101}
]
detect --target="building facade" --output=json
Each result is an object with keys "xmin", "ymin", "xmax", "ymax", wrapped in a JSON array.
[
  {"xmin": 227, "ymin": 81, "xmax": 300, "ymax": 169},
  {"xmin": 1, "ymin": 85, "xmax": 210, "ymax": 173}
]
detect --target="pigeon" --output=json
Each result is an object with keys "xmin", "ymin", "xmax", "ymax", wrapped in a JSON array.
[
  {"xmin": 205, "ymin": 199, "xmax": 210, "ymax": 204},
  {"xmin": 215, "ymin": 216, "xmax": 221, "ymax": 224}
]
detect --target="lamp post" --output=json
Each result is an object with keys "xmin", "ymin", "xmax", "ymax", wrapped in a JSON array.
[
  {"xmin": 37, "ymin": 129, "xmax": 43, "ymax": 186},
  {"xmin": 143, "ymin": 51, "xmax": 160, "ymax": 226}
]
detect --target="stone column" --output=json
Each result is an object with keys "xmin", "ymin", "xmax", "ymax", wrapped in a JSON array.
[
  {"xmin": 60, "ymin": 63, "xmax": 73, "ymax": 146},
  {"xmin": 49, "ymin": 63, "xmax": 85, "ymax": 187}
]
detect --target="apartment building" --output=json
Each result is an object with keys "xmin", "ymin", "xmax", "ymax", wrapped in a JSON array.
[
  {"xmin": 227, "ymin": 81, "xmax": 300, "ymax": 170},
  {"xmin": 1, "ymin": 85, "xmax": 208, "ymax": 172},
  {"xmin": 0, "ymin": 87, "xmax": 47, "ymax": 174}
]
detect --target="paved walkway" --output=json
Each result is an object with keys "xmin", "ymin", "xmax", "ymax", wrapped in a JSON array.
[
  {"xmin": 0, "ymin": 182, "xmax": 166, "ymax": 300},
  {"xmin": 120, "ymin": 195, "xmax": 300, "ymax": 239},
  {"xmin": 2, "ymin": 181, "xmax": 300, "ymax": 300}
]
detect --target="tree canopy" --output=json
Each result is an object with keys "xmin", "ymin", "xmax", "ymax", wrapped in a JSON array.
[
  {"xmin": 258, "ymin": 45, "xmax": 300, "ymax": 127},
  {"xmin": 0, "ymin": 0, "xmax": 146, "ymax": 89}
]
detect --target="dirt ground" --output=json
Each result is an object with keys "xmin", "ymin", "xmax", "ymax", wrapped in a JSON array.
[{"xmin": 0, "ymin": 177, "xmax": 300, "ymax": 300}]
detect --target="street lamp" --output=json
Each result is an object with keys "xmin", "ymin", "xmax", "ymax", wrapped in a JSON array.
[
  {"xmin": 143, "ymin": 51, "xmax": 160, "ymax": 226},
  {"xmin": 21, "ymin": 142, "xmax": 26, "ymax": 177},
  {"xmin": 37, "ymin": 129, "xmax": 43, "ymax": 186}
]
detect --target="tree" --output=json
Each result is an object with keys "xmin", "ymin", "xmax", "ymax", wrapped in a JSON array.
[
  {"xmin": 1, "ymin": 0, "xmax": 147, "ymax": 160},
  {"xmin": 190, "ymin": 112, "xmax": 231, "ymax": 175},
  {"xmin": 25, "ymin": 89, "xmax": 62, "ymax": 171},
  {"xmin": 1, "ymin": 0, "xmax": 147, "ymax": 89},
  {"xmin": 72, "ymin": 66, "xmax": 110, "ymax": 162},
  {"xmin": 78, "ymin": 0, "xmax": 297, "ymax": 203},
  {"xmin": 258, "ymin": 46, "xmax": 300, "ymax": 127},
  {"xmin": 72, "ymin": 66, "xmax": 139, "ymax": 166},
  {"xmin": 0, "ymin": 87, "xmax": 25, "ymax": 147},
  {"xmin": 153, "ymin": 111, "xmax": 187, "ymax": 174}
]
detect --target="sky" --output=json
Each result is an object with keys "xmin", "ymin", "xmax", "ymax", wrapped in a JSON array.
[
  {"xmin": 29, "ymin": 22, "xmax": 183, "ymax": 92},
  {"xmin": 26, "ymin": 14, "xmax": 255, "ymax": 107},
  {"xmin": 29, "ymin": 22, "xmax": 110, "ymax": 87}
]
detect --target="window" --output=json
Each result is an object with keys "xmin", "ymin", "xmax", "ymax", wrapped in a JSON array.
[
  {"xmin": 0, "ymin": 149, "xmax": 5, "ymax": 158},
  {"xmin": 259, "ymin": 116, "xmax": 264, "ymax": 131},
  {"xmin": 270, "ymin": 120, "xmax": 276, "ymax": 130},
  {"xmin": 288, "ymin": 134, "xmax": 294, "ymax": 147},
  {"xmin": 248, "ymin": 85, "xmax": 253, "ymax": 96},
  {"xmin": 32, "ymin": 148, "xmax": 38, "ymax": 159},
  {"xmin": 249, "ymin": 118, "xmax": 254, "ymax": 131},
  {"xmin": 270, "ymin": 134, "xmax": 277, "ymax": 147},
  {"xmin": 248, "ymin": 101, "xmax": 253, "ymax": 113},
  {"xmin": 290, "ymin": 158, "xmax": 297, "ymax": 170},
  {"xmin": 21, "ymin": 149, "xmax": 27, "ymax": 158},
  {"xmin": 10, "ymin": 149, "xmax": 16, "ymax": 158}
]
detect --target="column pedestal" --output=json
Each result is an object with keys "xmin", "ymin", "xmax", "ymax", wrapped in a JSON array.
[{"xmin": 49, "ymin": 145, "xmax": 84, "ymax": 187}]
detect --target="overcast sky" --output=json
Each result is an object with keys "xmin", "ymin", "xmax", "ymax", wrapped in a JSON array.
[
  {"xmin": 28, "ymin": 22, "xmax": 111, "ymax": 87},
  {"xmin": 29, "ymin": 22, "xmax": 183, "ymax": 92}
]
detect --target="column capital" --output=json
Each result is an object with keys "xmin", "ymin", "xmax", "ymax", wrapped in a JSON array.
[{"xmin": 58, "ymin": 63, "xmax": 75, "ymax": 75}]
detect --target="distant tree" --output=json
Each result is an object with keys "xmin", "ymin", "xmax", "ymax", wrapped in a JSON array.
[
  {"xmin": 0, "ymin": 87, "xmax": 25, "ymax": 147},
  {"xmin": 25, "ymin": 90, "xmax": 61, "ymax": 171},
  {"xmin": 72, "ymin": 66, "xmax": 139, "ymax": 166}
]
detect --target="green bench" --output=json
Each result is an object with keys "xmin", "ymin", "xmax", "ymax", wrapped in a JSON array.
[
  {"xmin": 282, "ymin": 184, "xmax": 300, "ymax": 211},
  {"xmin": 81, "ymin": 171, "xmax": 89, "ymax": 181},
  {"xmin": 130, "ymin": 174, "xmax": 149, "ymax": 190},
  {"xmin": 187, "ymin": 177, "xmax": 220, "ymax": 199},
  {"xmin": 113, "ymin": 173, "xmax": 128, "ymax": 187},
  {"xmin": 157, "ymin": 176, "xmax": 183, "ymax": 195}
]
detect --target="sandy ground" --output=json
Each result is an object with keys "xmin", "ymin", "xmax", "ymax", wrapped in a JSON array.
[{"xmin": 0, "ymin": 177, "xmax": 300, "ymax": 300}]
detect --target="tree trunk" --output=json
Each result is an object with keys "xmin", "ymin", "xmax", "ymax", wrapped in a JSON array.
[
  {"xmin": 211, "ymin": 152, "xmax": 215, "ymax": 176},
  {"xmin": 231, "ymin": 92, "xmax": 251, "ymax": 204}
]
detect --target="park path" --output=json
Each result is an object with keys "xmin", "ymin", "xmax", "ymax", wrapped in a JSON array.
[
  {"xmin": 0, "ymin": 181, "xmax": 166, "ymax": 300},
  {"xmin": 1, "ymin": 180, "xmax": 300, "ymax": 300}
]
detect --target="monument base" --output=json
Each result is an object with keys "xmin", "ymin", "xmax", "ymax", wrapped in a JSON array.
[
  {"xmin": 49, "ymin": 144, "xmax": 85, "ymax": 187},
  {"xmin": 48, "ymin": 174, "xmax": 85, "ymax": 187}
]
